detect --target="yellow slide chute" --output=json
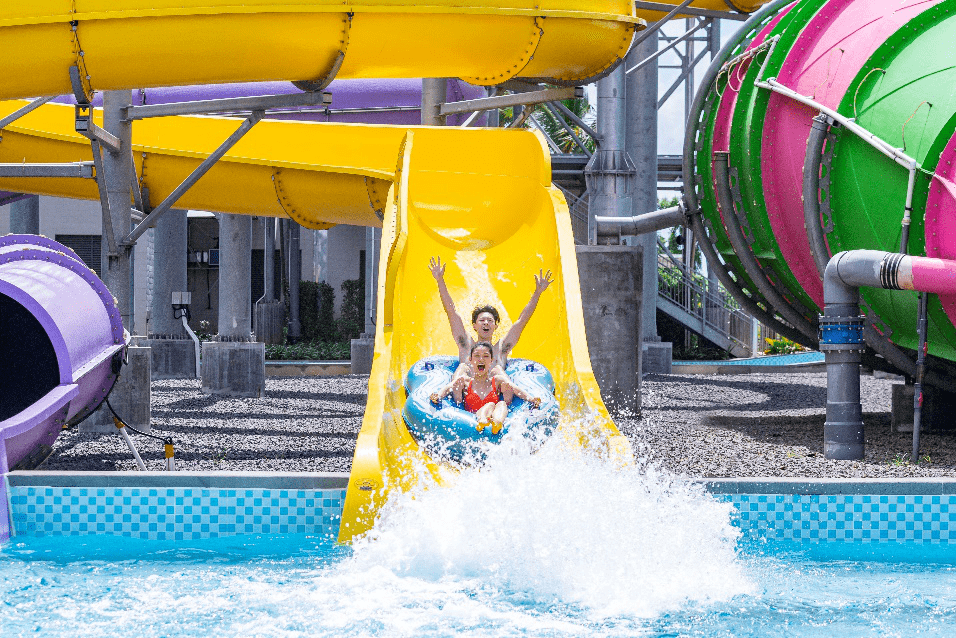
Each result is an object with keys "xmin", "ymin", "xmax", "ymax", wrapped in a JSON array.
[
  {"xmin": 0, "ymin": 1, "xmax": 656, "ymax": 541},
  {"xmin": 340, "ymin": 128, "xmax": 632, "ymax": 540}
]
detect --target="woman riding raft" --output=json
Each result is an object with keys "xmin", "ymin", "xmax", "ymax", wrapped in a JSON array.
[{"xmin": 431, "ymin": 341, "xmax": 542, "ymax": 435}]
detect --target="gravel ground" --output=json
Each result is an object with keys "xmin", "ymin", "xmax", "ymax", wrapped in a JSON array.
[{"xmin": 42, "ymin": 371, "xmax": 956, "ymax": 478}]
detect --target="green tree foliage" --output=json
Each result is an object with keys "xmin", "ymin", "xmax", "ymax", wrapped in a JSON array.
[
  {"xmin": 299, "ymin": 281, "xmax": 336, "ymax": 342},
  {"xmin": 515, "ymin": 95, "xmax": 596, "ymax": 154}
]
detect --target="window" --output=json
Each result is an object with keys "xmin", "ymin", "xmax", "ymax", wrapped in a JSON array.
[{"xmin": 55, "ymin": 235, "xmax": 102, "ymax": 275}]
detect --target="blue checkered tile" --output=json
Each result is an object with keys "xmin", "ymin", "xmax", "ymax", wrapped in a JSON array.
[
  {"xmin": 10, "ymin": 486, "xmax": 347, "ymax": 540},
  {"xmin": 718, "ymin": 493, "xmax": 956, "ymax": 542}
]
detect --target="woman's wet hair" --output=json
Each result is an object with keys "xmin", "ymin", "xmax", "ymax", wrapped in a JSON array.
[
  {"xmin": 471, "ymin": 305, "xmax": 500, "ymax": 324},
  {"xmin": 470, "ymin": 341, "xmax": 494, "ymax": 356}
]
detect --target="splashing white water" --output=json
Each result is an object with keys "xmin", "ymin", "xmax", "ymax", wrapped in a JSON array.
[{"xmin": 349, "ymin": 424, "xmax": 755, "ymax": 620}]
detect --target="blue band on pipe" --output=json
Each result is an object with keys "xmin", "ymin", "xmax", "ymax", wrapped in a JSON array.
[{"xmin": 819, "ymin": 323, "xmax": 864, "ymax": 345}]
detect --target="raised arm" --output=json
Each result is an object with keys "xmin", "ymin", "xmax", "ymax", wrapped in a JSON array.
[
  {"xmin": 429, "ymin": 256, "xmax": 468, "ymax": 351},
  {"xmin": 498, "ymin": 268, "xmax": 554, "ymax": 359}
]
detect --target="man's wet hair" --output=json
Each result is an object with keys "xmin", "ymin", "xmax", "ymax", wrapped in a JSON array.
[
  {"xmin": 472, "ymin": 305, "xmax": 500, "ymax": 324},
  {"xmin": 470, "ymin": 341, "xmax": 494, "ymax": 356}
]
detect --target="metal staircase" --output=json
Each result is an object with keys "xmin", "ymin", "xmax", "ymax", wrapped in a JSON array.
[
  {"xmin": 655, "ymin": 239, "xmax": 754, "ymax": 357},
  {"xmin": 559, "ymin": 185, "xmax": 756, "ymax": 357}
]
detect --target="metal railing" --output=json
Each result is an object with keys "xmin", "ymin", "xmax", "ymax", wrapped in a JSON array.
[
  {"xmin": 657, "ymin": 239, "xmax": 754, "ymax": 353},
  {"xmin": 555, "ymin": 187, "xmax": 760, "ymax": 355}
]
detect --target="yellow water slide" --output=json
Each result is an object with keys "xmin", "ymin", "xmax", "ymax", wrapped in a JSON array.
[
  {"xmin": 340, "ymin": 127, "xmax": 634, "ymax": 540},
  {"xmin": 0, "ymin": 1, "xmax": 764, "ymax": 541}
]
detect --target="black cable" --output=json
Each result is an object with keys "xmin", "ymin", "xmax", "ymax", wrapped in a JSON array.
[{"xmin": 105, "ymin": 398, "xmax": 174, "ymax": 447}]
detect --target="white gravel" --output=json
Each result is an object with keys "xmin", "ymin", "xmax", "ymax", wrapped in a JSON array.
[{"xmin": 43, "ymin": 371, "xmax": 956, "ymax": 478}]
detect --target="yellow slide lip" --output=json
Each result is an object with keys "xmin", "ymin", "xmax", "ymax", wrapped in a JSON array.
[
  {"xmin": 0, "ymin": 4, "xmax": 644, "ymax": 27},
  {"xmin": 0, "ymin": 1, "xmax": 640, "ymax": 100}
]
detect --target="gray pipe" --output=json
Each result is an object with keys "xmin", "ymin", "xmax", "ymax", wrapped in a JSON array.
[
  {"xmin": 803, "ymin": 114, "xmax": 832, "ymax": 279},
  {"xmin": 594, "ymin": 205, "xmax": 685, "ymax": 243},
  {"xmin": 820, "ymin": 250, "xmax": 956, "ymax": 459},
  {"xmin": 714, "ymin": 153, "xmax": 818, "ymax": 346},
  {"xmin": 801, "ymin": 115, "xmax": 956, "ymax": 386}
]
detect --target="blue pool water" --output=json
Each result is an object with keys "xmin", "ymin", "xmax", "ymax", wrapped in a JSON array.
[
  {"xmin": 4, "ymin": 534, "xmax": 956, "ymax": 637},
  {"xmin": 5, "ymin": 433, "xmax": 956, "ymax": 637}
]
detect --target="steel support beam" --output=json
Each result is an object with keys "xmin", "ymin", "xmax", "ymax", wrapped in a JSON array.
[
  {"xmin": 626, "ymin": 20, "xmax": 708, "ymax": 75},
  {"xmin": 0, "ymin": 162, "xmax": 94, "ymax": 178},
  {"xmin": 125, "ymin": 111, "xmax": 264, "ymax": 245},
  {"xmin": 98, "ymin": 91, "xmax": 135, "ymax": 330},
  {"xmin": 549, "ymin": 100, "xmax": 599, "ymax": 141},
  {"xmin": 0, "ymin": 96, "xmax": 55, "ymax": 133},
  {"xmin": 421, "ymin": 78, "xmax": 447, "ymax": 125},
  {"xmin": 123, "ymin": 90, "xmax": 331, "ymax": 120},
  {"xmin": 633, "ymin": 1, "xmax": 748, "ymax": 20},
  {"xmin": 440, "ymin": 86, "xmax": 583, "ymax": 116},
  {"xmin": 75, "ymin": 105, "xmax": 122, "ymax": 152}
]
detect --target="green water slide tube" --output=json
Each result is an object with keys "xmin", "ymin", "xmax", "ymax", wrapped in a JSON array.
[{"xmin": 684, "ymin": 0, "xmax": 956, "ymax": 383}]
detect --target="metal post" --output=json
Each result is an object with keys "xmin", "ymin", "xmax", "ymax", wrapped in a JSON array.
[
  {"xmin": 486, "ymin": 87, "xmax": 500, "ymax": 128},
  {"xmin": 99, "ymin": 91, "xmax": 134, "ymax": 330},
  {"xmin": 364, "ymin": 226, "xmax": 378, "ymax": 337},
  {"xmin": 288, "ymin": 219, "xmax": 302, "ymax": 341},
  {"xmin": 626, "ymin": 28, "xmax": 662, "ymax": 343},
  {"xmin": 421, "ymin": 79, "xmax": 447, "ymax": 125},
  {"xmin": 585, "ymin": 64, "xmax": 635, "ymax": 242},
  {"xmin": 263, "ymin": 218, "xmax": 275, "ymax": 301},
  {"xmin": 9, "ymin": 195, "xmax": 40, "ymax": 234},
  {"xmin": 217, "ymin": 214, "xmax": 252, "ymax": 340}
]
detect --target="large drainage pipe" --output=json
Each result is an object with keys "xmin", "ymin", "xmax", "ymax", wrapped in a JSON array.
[
  {"xmin": 1, "ymin": 235, "xmax": 125, "ymax": 541},
  {"xmin": 822, "ymin": 250, "xmax": 956, "ymax": 460}
]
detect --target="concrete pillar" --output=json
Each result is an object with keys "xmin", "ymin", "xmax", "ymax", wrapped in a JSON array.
[
  {"xmin": 9, "ymin": 195, "xmax": 39, "ymax": 234},
  {"xmin": 202, "ymin": 213, "xmax": 264, "ymax": 396},
  {"xmin": 421, "ymin": 79, "xmax": 447, "ymax": 125},
  {"xmin": 217, "ymin": 214, "xmax": 252, "ymax": 339},
  {"xmin": 585, "ymin": 65, "xmax": 636, "ymax": 240},
  {"xmin": 626, "ymin": 30, "xmax": 672, "ymax": 373},
  {"xmin": 143, "ymin": 209, "xmax": 196, "ymax": 378},
  {"xmin": 351, "ymin": 226, "xmax": 379, "ymax": 374},
  {"xmin": 577, "ymin": 245, "xmax": 643, "ymax": 415},
  {"xmin": 313, "ymin": 228, "xmax": 328, "ymax": 282},
  {"xmin": 288, "ymin": 219, "xmax": 302, "ymax": 341}
]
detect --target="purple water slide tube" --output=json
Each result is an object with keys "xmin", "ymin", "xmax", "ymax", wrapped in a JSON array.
[
  {"xmin": 0, "ymin": 235, "xmax": 124, "ymax": 540},
  {"xmin": 53, "ymin": 77, "xmax": 486, "ymax": 126}
]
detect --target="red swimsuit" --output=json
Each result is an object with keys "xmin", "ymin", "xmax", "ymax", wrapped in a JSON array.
[{"xmin": 463, "ymin": 378, "xmax": 500, "ymax": 412}]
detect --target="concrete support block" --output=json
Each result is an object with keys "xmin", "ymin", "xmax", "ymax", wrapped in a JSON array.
[
  {"xmin": 576, "ymin": 245, "xmax": 642, "ymax": 415},
  {"xmin": 642, "ymin": 341, "xmax": 673, "ymax": 375},
  {"xmin": 143, "ymin": 338, "xmax": 197, "ymax": 379},
  {"xmin": 83, "ymin": 346, "xmax": 152, "ymax": 433},
  {"xmin": 891, "ymin": 384, "xmax": 956, "ymax": 433},
  {"xmin": 201, "ymin": 341, "xmax": 265, "ymax": 397},
  {"xmin": 350, "ymin": 336, "xmax": 374, "ymax": 375}
]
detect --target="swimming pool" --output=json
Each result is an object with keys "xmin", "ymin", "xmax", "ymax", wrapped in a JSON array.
[{"xmin": 5, "ymin": 453, "xmax": 956, "ymax": 636}]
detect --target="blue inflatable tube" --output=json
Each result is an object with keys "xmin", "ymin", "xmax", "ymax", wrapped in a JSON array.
[{"xmin": 403, "ymin": 356, "xmax": 559, "ymax": 463}]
